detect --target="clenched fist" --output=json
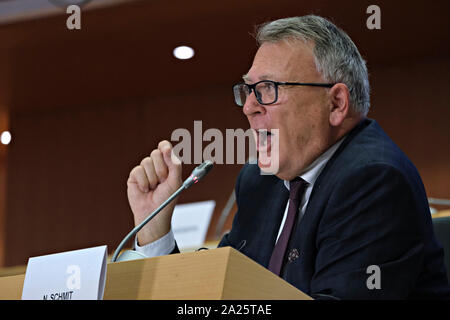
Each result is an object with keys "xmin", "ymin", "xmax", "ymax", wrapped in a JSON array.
[{"xmin": 127, "ymin": 140, "xmax": 182, "ymax": 246}]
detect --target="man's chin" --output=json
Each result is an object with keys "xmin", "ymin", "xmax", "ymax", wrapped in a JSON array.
[
  {"xmin": 257, "ymin": 156, "xmax": 280, "ymax": 176},
  {"xmin": 258, "ymin": 157, "xmax": 303, "ymax": 181}
]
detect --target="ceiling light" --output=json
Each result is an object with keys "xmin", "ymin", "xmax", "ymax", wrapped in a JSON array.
[
  {"xmin": 173, "ymin": 46, "xmax": 195, "ymax": 60},
  {"xmin": 0, "ymin": 131, "xmax": 11, "ymax": 145}
]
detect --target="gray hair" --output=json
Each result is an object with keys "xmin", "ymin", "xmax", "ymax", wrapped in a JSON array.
[{"xmin": 256, "ymin": 15, "xmax": 370, "ymax": 116}]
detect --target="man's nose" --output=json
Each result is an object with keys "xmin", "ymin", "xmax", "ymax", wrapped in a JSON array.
[{"xmin": 242, "ymin": 91, "xmax": 266, "ymax": 116}]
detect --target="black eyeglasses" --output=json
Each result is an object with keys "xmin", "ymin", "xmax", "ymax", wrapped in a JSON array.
[{"xmin": 232, "ymin": 80, "xmax": 336, "ymax": 107}]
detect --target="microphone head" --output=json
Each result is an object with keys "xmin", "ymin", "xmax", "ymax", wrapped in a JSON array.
[
  {"xmin": 194, "ymin": 160, "xmax": 213, "ymax": 176},
  {"xmin": 183, "ymin": 160, "xmax": 214, "ymax": 189}
]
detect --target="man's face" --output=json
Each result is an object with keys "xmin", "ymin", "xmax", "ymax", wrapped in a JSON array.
[{"xmin": 243, "ymin": 40, "xmax": 332, "ymax": 181}]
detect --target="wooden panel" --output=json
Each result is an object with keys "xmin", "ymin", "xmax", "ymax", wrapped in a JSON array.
[
  {"xmin": 104, "ymin": 248, "xmax": 229, "ymax": 299},
  {"xmin": 5, "ymin": 87, "xmax": 248, "ymax": 266},
  {"xmin": 1, "ymin": 0, "xmax": 449, "ymax": 267},
  {"xmin": 223, "ymin": 247, "xmax": 311, "ymax": 300},
  {"xmin": 0, "ymin": 273, "xmax": 24, "ymax": 300},
  {"xmin": 369, "ymin": 57, "xmax": 450, "ymax": 200},
  {"xmin": 432, "ymin": 210, "xmax": 450, "ymax": 219},
  {"xmin": 2, "ymin": 0, "xmax": 449, "ymax": 113},
  {"xmin": 0, "ymin": 247, "xmax": 310, "ymax": 300},
  {"xmin": 0, "ymin": 148, "xmax": 6, "ymax": 267},
  {"xmin": 0, "ymin": 49, "xmax": 11, "ymax": 267}
]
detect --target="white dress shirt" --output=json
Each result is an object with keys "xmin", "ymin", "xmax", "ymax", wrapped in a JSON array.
[{"xmin": 135, "ymin": 137, "xmax": 345, "ymax": 257}]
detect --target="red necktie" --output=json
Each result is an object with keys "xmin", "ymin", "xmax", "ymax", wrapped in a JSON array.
[{"xmin": 268, "ymin": 177, "xmax": 307, "ymax": 275}]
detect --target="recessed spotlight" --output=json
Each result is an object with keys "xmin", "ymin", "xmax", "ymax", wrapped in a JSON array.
[
  {"xmin": 0, "ymin": 131, "xmax": 11, "ymax": 145},
  {"xmin": 173, "ymin": 46, "xmax": 195, "ymax": 60}
]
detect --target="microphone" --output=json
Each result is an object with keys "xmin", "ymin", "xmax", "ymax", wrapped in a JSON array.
[
  {"xmin": 110, "ymin": 160, "xmax": 214, "ymax": 262},
  {"xmin": 182, "ymin": 160, "xmax": 214, "ymax": 188}
]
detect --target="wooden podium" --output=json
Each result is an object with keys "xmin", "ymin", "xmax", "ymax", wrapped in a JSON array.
[{"xmin": 0, "ymin": 247, "xmax": 311, "ymax": 300}]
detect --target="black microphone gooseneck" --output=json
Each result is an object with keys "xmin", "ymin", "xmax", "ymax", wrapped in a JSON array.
[{"xmin": 110, "ymin": 160, "xmax": 213, "ymax": 262}]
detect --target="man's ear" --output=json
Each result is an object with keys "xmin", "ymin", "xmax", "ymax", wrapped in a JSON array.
[{"xmin": 329, "ymin": 83, "xmax": 350, "ymax": 126}]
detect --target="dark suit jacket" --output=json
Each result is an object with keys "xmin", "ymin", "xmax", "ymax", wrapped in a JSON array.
[{"xmin": 217, "ymin": 118, "xmax": 450, "ymax": 299}]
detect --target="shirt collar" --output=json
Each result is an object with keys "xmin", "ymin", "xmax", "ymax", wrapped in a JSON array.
[{"xmin": 284, "ymin": 136, "xmax": 346, "ymax": 190}]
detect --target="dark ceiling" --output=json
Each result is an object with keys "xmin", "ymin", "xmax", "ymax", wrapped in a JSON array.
[{"xmin": 0, "ymin": 0, "xmax": 448, "ymax": 113}]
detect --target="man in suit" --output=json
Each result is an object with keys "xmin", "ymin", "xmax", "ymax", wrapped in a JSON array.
[{"xmin": 126, "ymin": 16, "xmax": 450, "ymax": 299}]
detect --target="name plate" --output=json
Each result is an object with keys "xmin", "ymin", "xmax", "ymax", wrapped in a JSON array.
[
  {"xmin": 172, "ymin": 200, "xmax": 215, "ymax": 250},
  {"xmin": 21, "ymin": 245, "xmax": 107, "ymax": 300}
]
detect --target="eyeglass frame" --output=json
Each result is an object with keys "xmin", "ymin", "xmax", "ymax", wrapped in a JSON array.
[{"xmin": 232, "ymin": 80, "xmax": 336, "ymax": 107}]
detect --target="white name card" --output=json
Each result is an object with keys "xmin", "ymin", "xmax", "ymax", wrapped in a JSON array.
[
  {"xmin": 21, "ymin": 245, "xmax": 107, "ymax": 300},
  {"xmin": 171, "ymin": 200, "xmax": 215, "ymax": 250}
]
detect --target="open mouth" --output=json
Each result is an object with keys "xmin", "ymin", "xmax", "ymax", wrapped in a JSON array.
[
  {"xmin": 255, "ymin": 129, "xmax": 275, "ymax": 152},
  {"xmin": 253, "ymin": 128, "xmax": 280, "ymax": 173}
]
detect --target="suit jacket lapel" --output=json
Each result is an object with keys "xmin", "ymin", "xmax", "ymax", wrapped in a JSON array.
[
  {"xmin": 252, "ymin": 178, "xmax": 289, "ymax": 267},
  {"xmin": 292, "ymin": 119, "xmax": 371, "ymax": 246}
]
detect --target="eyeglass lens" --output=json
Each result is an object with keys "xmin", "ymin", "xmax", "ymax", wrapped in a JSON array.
[{"xmin": 234, "ymin": 81, "xmax": 277, "ymax": 106}]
